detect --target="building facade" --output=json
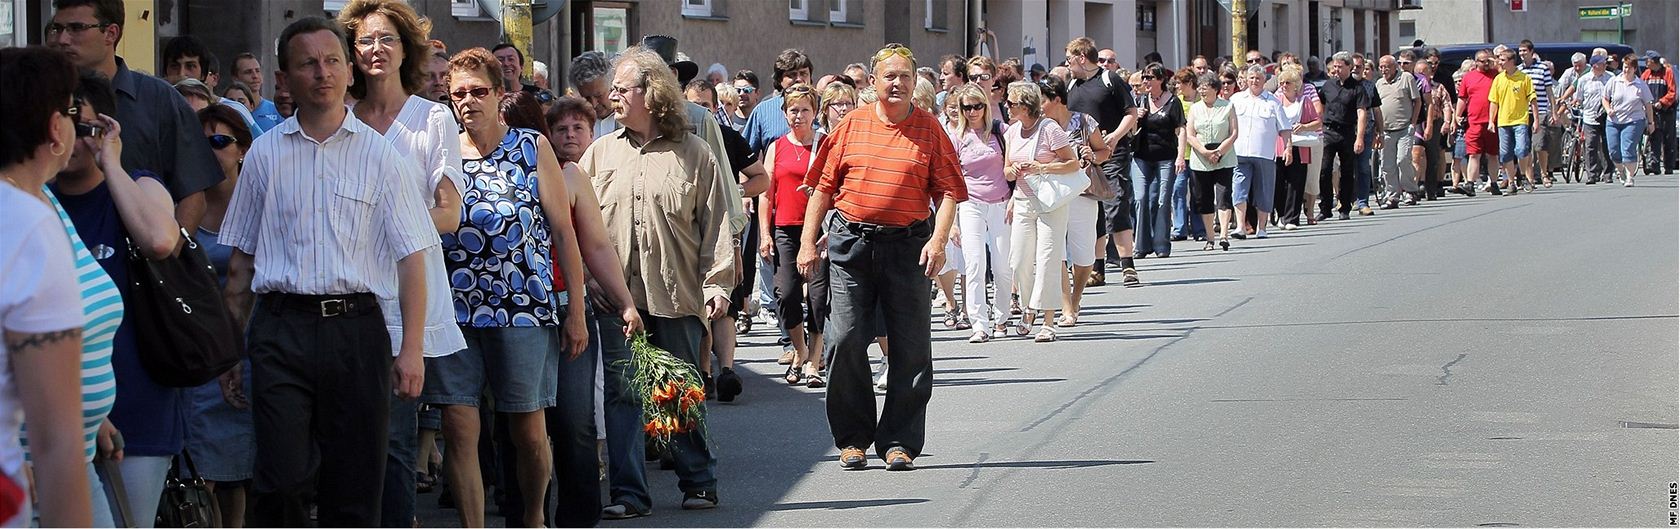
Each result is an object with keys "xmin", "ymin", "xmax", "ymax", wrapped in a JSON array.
[
  {"xmin": 981, "ymin": 0, "xmax": 1407, "ymax": 72},
  {"xmin": 1399, "ymin": 0, "xmax": 1677, "ymax": 53}
]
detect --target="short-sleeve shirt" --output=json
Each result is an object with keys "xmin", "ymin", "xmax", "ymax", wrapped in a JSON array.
[
  {"xmin": 111, "ymin": 57, "xmax": 223, "ymax": 201},
  {"xmin": 1134, "ymin": 94, "xmax": 1186, "ymax": 162},
  {"xmin": 49, "ymin": 177, "xmax": 182, "ymax": 457},
  {"xmin": 1321, "ymin": 76, "xmax": 1371, "ymax": 135},
  {"xmin": 219, "ymin": 112, "xmax": 441, "ymax": 298},
  {"xmin": 1458, "ymin": 68, "xmax": 1497, "ymax": 125},
  {"xmin": 805, "ymin": 103, "xmax": 969, "ymax": 227},
  {"xmin": 1231, "ymin": 90, "xmax": 1293, "ymax": 159},
  {"xmin": 1575, "ymin": 71, "xmax": 1616, "ymax": 124},
  {"xmin": 1604, "ymin": 76, "xmax": 1653, "ymax": 124},
  {"xmin": 1, "ymin": 186, "xmax": 86, "ymax": 479},
  {"xmin": 1067, "ymin": 69, "xmax": 1137, "ymax": 135},
  {"xmin": 1489, "ymin": 70, "xmax": 1537, "ymax": 127},
  {"xmin": 743, "ymin": 93, "xmax": 790, "ymax": 154},
  {"xmin": 1376, "ymin": 73, "xmax": 1422, "ymax": 131},
  {"xmin": 252, "ymin": 98, "xmax": 284, "ymax": 134},
  {"xmin": 1520, "ymin": 59, "xmax": 1555, "ymax": 118},
  {"xmin": 445, "ymin": 128, "xmax": 562, "ymax": 327},
  {"xmin": 1187, "ymin": 99, "xmax": 1237, "ymax": 171},
  {"xmin": 1005, "ymin": 118, "xmax": 1071, "ymax": 167},
  {"xmin": 949, "ymin": 128, "xmax": 1009, "ymax": 204}
]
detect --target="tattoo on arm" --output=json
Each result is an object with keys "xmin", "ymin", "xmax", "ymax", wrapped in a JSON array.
[{"xmin": 5, "ymin": 329, "xmax": 82, "ymax": 354}]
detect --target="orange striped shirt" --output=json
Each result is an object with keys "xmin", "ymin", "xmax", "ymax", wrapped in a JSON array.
[{"xmin": 804, "ymin": 103, "xmax": 968, "ymax": 227}]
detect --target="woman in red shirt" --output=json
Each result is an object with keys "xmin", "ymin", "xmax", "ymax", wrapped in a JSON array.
[{"xmin": 758, "ymin": 84, "xmax": 829, "ymax": 388}]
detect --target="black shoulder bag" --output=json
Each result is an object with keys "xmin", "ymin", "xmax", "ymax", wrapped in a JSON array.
[
  {"xmin": 155, "ymin": 450, "xmax": 220, "ymax": 528},
  {"xmin": 127, "ymin": 228, "xmax": 243, "ymax": 387}
]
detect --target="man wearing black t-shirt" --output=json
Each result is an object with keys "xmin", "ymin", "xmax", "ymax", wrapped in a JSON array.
[{"xmin": 1065, "ymin": 37, "xmax": 1140, "ymax": 286}]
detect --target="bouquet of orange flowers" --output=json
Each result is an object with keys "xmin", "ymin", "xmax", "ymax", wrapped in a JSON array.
[{"xmin": 624, "ymin": 332, "xmax": 707, "ymax": 449}]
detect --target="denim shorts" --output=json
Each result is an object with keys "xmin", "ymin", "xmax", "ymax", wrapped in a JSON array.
[
  {"xmin": 1605, "ymin": 120, "xmax": 1645, "ymax": 163},
  {"xmin": 1452, "ymin": 131, "xmax": 1467, "ymax": 160},
  {"xmin": 421, "ymin": 325, "xmax": 560, "ymax": 412},
  {"xmin": 1497, "ymin": 125, "xmax": 1531, "ymax": 163},
  {"xmin": 184, "ymin": 359, "xmax": 255, "ymax": 481}
]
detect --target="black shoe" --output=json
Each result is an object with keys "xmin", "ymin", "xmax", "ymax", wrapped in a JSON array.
[
  {"xmin": 703, "ymin": 373, "xmax": 716, "ymax": 401},
  {"xmin": 681, "ymin": 490, "xmax": 720, "ymax": 510},
  {"xmin": 1464, "ymin": 185, "xmax": 1476, "ymax": 197},
  {"xmin": 1314, "ymin": 212, "xmax": 1332, "ymax": 222},
  {"xmin": 716, "ymin": 367, "xmax": 742, "ymax": 402},
  {"xmin": 1229, "ymin": 232, "xmax": 1246, "ymax": 240},
  {"xmin": 602, "ymin": 502, "xmax": 651, "ymax": 520},
  {"xmin": 1170, "ymin": 234, "xmax": 1187, "ymax": 241}
]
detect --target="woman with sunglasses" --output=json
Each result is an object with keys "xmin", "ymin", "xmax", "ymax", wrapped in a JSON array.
[
  {"xmin": 184, "ymin": 104, "xmax": 257, "ymax": 529},
  {"xmin": 1132, "ymin": 63, "xmax": 1186, "ymax": 260},
  {"xmin": 1182, "ymin": 72, "xmax": 1240, "ymax": 250},
  {"xmin": 432, "ymin": 48, "xmax": 589, "ymax": 528},
  {"xmin": 1003, "ymin": 82, "xmax": 1082, "ymax": 342},
  {"xmin": 0, "ymin": 46, "xmax": 95, "ymax": 528},
  {"xmin": 1037, "ymin": 76, "xmax": 1111, "ymax": 327},
  {"xmin": 946, "ymin": 83, "xmax": 1023, "ymax": 342},
  {"xmin": 1274, "ymin": 66, "xmax": 1324, "ymax": 229},
  {"xmin": 337, "ymin": 1, "xmax": 472, "ymax": 524},
  {"xmin": 48, "ymin": 71, "xmax": 183, "ymax": 529}
]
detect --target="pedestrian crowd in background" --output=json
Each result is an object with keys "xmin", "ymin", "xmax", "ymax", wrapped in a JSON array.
[{"xmin": 3, "ymin": 0, "xmax": 1676, "ymax": 526}]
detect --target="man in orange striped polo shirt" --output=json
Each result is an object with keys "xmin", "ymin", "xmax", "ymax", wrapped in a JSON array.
[{"xmin": 797, "ymin": 43, "xmax": 967, "ymax": 472}]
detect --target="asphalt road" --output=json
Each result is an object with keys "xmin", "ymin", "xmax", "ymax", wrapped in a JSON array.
[{"xmin": 421, "ymin": 174, "xmax": 1679, "ymax": 527}]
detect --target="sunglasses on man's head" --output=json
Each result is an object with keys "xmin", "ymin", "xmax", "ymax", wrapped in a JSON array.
[{"xmin": 208, "ymin": 134, "xmax": 238, "ymax": 150}]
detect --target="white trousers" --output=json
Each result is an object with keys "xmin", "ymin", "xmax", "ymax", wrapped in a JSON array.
[
  {"xmin": 1009, "ymin": 195, "xmax": 1070, "ymax": 312},
  {"xmin": 957, "ymin": 200, "xmax": 1012, "ymax": 329}
]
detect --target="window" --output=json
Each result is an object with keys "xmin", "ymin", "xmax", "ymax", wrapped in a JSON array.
[
  {"xmin": 593, "ymin": 4, "xmax": 632, "ymax": 55},
  {"xmin": 925, "ymin": 0, "xmax": 948, "ymax": 30},
  {"xmin": 1398, "ymin": 20, "xmax": 1414, "ymax": 43},
  {"xmin": 683, "ymin": 0, "xmax": 713, "ymax": 17},
  {"xmin": 324, "ymin": 0, "xmax": 346, "ymax": 12},
  {"xmin": 1137, "ymin": 2, "xmax": 1156, "ymax": 31},
  {"xmin": 829, "ymin": 0, "xmax": 848, "ymax": 23},
  {"xmin": 789, "ymin": 0, "xmax": 808, "ymax": 21},
  {"xmin": 453, "ymin": 0, "xmax": 481, "ymax": 18}
]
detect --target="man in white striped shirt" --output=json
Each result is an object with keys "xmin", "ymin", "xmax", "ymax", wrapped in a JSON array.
[{"xmin": 219, "ymin": 17, "xmax": 439, "ymax": 527}]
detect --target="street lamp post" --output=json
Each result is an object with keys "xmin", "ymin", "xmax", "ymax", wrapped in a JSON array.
[{"xmin": 1232, "ymin": 0, "xmax": 1247, "ymax": 62}]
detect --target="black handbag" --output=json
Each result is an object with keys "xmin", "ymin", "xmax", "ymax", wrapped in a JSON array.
[
  {"xmin": 127, "ymin": 229, "xmax": 242, "ymax": 387},
  {"xmin": 155, "ymin": 451, "xmax": 220, "ymax": 528}
]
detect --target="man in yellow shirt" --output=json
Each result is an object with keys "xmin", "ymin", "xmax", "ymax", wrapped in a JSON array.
[{"xmin": 1487, "ymin": 49, "xmax": 1539, "ymax": 192}]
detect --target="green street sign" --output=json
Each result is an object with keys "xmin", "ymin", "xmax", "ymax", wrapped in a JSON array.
[{"xmin": 1578, "ymin": 4, "xmax": 1631, "ymax": 19}]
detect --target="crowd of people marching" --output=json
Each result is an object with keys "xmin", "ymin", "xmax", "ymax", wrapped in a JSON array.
[{"xmin": 3, "ymin": 0, "xmax": 1676, "ymax": 526}]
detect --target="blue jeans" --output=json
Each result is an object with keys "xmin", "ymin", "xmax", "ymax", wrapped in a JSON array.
[
  {"xmin": 380, "ymin": 395, "xmax": 417, "ymax": 527},
  {"xmin": 597, "ymin": 312, "xmax": 651, "ymax": 512},
  {"xmin": 1355, "ymin": 144, "xmax": 1375, "ymax": 208},
  {"xmin": 1233, "ymin": 156, "xmax": 1278, "ymax": 213},
  {"xmin": 1170, "ymin": 166, "xmax": 1204, "ymax": 238},
  {"xmin": 1130, "ymin": 158, "xmax": 1174, "ymax": 257},
  {"xmin": 1498, "ymin": 124, "xmax": 1532, "ymax": 163},
  {"xmin": 1606, "ymin": 119, "xmax": 1645, "ymax": 163},
  {"xmin": 545, "ymin": 312, "xmax": 601, "ymax": 526}
]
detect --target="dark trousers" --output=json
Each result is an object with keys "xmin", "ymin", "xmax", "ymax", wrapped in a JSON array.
[
  {"xmin": 597, "ymin": 312, "xmax": 650, "ymax": 512},
  {"xmin": 249, "ymin": 293, "xmax": 391, "ymax": 527},
  {"xmin": 380, "ymin": 394, "xmax": 417, "ymax": 527},
  {"xmin": 1318, "ymin": 135, "xmax": 1359, "ymax": 215},
  {"xmin": 1275, "ymin": 156, "xmax": 1308, "ymax": 224},
  {"xmin": 600, "ymin": 312, "xmax": 717, "ymax": 498},
  {"xmin": 1653, "ymin": 109, "xmax": 1677, "ymax": 172},
  {"xmin": 500, "ymin": 309, "xmax": 600, "ymax": 527},
  {"xmin": 1584, "ymin": 120, "xmax": 1612, "ymax": 179},
  {"xmin": 773, "ymin": 225, "xmax": 829, "ymax": 333},
  {"xmin": 823, "ymin": 214, "xmax": 934, "ymax": 459}
]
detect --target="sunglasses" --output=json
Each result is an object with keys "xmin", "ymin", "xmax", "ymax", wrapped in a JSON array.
[
  {"xmin": 450, "ymin": 86, "xmax": 493, "ymax": 101},
  {"xmin": 736, "ymin": 86, "xmax": 757, "ymax": 94},
  {"xmin": 1222, "ymin": 80, "xmax": 1237, "ymax": 86},
  {"xmin": 1097, "ymin": 57, "xmax": 1114, "ymax": 64},
  {"xmin": 1006, "ymin": 100, "xmax": 1028, "ymax": 108},
  {"xmin": 207, "ymin": 134, "xmax": 238, "ymax": 150},
  {"xmin": 75, "ymin": 121, "xmax": 104, "ymax": 138},
  {"xmin": 1246, "ymin": 58, "xmax": 1262, "ymax": 64},
  {"xmin": 536, "ymin": 90, "xmax": 555, "ymax": 104},
  {"xmin": 1141, "ymin": 75, "xmax": 1157, "ymax": 81},
  {"xmin": 872, "ymin": 44, "xmax": 915, "ymax": 64},
  {"xmin": 960, "ymin": 103, "xmax": 986, "ymax": 112}
]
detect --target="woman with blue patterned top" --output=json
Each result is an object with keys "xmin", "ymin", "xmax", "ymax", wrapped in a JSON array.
[{"xmin": 421, "ymin": 47, "xmax": 588, "ymax": 528}]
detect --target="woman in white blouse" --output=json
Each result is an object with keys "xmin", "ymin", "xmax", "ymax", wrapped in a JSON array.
[{"xmin": 338, "ymin": 1, "xmax": 467, "ymax": 525}]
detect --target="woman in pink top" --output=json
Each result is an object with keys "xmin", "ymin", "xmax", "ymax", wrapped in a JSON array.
[
  {"xmin": 945, "ymin": 83, "xmax": 1022, "ymax": 343},
  {"xmin": 1002, "ymin": 82, "xmax": 1082, "ymax": 343}
]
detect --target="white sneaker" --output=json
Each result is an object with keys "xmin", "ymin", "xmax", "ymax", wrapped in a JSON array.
[
  {"xmin": 1624, "ymin": 177, "xmax": 1634, "ymax": 187},
  {"xmin": 968, "ymin": 330, "xmax": 991, "ymax": 343},
  {"xmin": 874, "ymin": 364, "xmax": 889, "ymax": 390}
]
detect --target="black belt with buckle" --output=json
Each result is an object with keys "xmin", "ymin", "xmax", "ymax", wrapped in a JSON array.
[
  {"xmin": 260, "ymin": 292, "xmax": 378, "ymax": 318},
  {"xmin": 833, "ymin": 214, "xmax": 929, "ymax": 240}
]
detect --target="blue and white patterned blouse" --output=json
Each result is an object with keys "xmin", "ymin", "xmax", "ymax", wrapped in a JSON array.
[{"xmin": 443, "ymin": 127, "xmax": 562, "ymax": 327}]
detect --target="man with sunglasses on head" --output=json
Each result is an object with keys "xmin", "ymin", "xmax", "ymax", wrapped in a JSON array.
[
  {"xmin": 1065, "ymin": 37, "xmax": 1140, "ymax": 287},
  {"xmin": 800, "ymin": 43, "xmax": 966, "ymax": 473},
  {"xmin": 48, "ymin": 0, "xmax": 222, "ymax": 234}
]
